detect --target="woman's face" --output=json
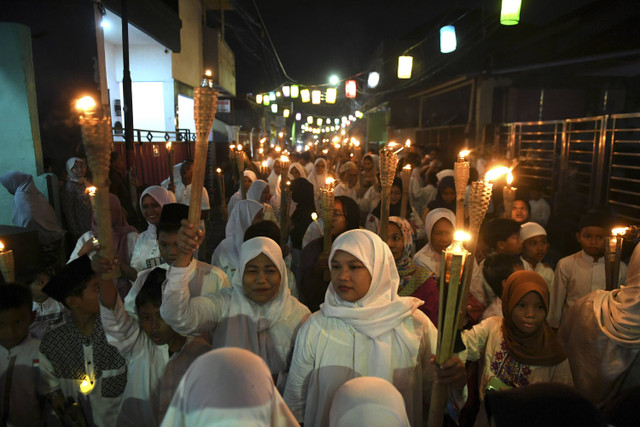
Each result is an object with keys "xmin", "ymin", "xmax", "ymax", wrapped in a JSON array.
[
  {"xmin": 511, "ymin": 200, "xmax": 530, "ymax": 223},
  {"xmin": 243, "ymin": 176, "xmax": 253, "ymax": 191},
  {"xmin": 141, "ymin": 195, "xmax": 162, "ymax": 225},
  {"xmin": 315, "ymin": 161, "xmax": 326, "ymax": 175},
  {"xmin": 430, "ymin": 218, "xmax": 454, "ymax": 253},
  {"xmin": 390, "ymin": 186, "xmax": 402, "ymax": 205},
  {"xmin": 273, "ymin": 161, "xmax": 282, "ymax": 175},
  {"xmin": 330, "ymin": 250, "xmax": 372, "ymax": 302},
  {"xmin": 242, "ymin": 253, "xmax": 281, "ymax": 305},
  {"xmin": 290, "ymin": 167, "xmax": 302, "ymax": 179},
  {"xmin": 330, "ymin": 200, "xmax": 347, "ymax": 236},
  {"xmin": 386, "ymin": 223, "xmax": 404, "ymax": 261},
  {"xmin": 362, "ymin": 157, "xmax": 373, "ymax": 172},
  {"xmin": 252, "ymin": 209, "xmax": 265, "ymax": 224},
  {"xmin": 260, "ymin": 186, "xmax": 271, "ymax": 203},
  {"xmin": 342, "ymin": 168, "xmax": 359, "ymax": 187},
  {"xmin": 71, "ymin": 160, "xmax": 87, "ymax": 178},
  {"xmin": 441, "ymin": 187, "xmax": 456, "ymax": 204}
]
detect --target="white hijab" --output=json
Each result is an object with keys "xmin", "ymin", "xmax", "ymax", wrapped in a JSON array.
[
  {"xmin": 65, "ymin": 157, "xmax": 86, "ymax": 184},
  {"xmin": 267, "ymin": 166, "xmax": 280, "ymax": 196},
  {"xmin": 329, "ymin": 377, "xmax": 410, "ymax": 427},
  {"xmin": 593, "ymin": 242, "xmax": 640, "ymax": 347},
  {"xmin": 306, "ymin": 158, "xmax": 328, "ymax": 194},
  {"xmin": 228, "ymin": 171, "xmax": 259, "ymax": 214},
  {"xmin": 321, "ymin": 229, "xmax": 423, "ymax": 378},
  {"xmin": 211, "ymin": 200, "xmax": 264, "ymax": 270},
  {"xmin": 247, "ymin": 180, "xmax": 269, "ymax": 202},
  {"xmin": 287, "ymin": 162, "xmax": 307, "ymax": 180},
  {"xmin": 139, "ymin": 185, "xmax": 176, "ymax": 238},
  {"xmin": 161, "ymin": 348, "xmax": 298, "ymax": 427},
  {"xmin": 215, "ymin": 237, "xmax": 300, "ymax": 374},
  {"xmin": 420, "ymin": 208, "xmax": 456, "ymax": 274}
]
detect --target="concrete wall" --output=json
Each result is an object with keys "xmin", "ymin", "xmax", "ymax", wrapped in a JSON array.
[
  {"xmin": 172, "ymin": 0, "xmax": 203, "ymax": 88},
  {"xmin": 0, "ymin": 23, "xmax": 48, "ymax": 225}
]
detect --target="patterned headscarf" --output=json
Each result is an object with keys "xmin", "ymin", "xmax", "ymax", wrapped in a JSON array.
[{"xmin": 389, "ymin": 216, "xmax": 433, "ymax": 297}]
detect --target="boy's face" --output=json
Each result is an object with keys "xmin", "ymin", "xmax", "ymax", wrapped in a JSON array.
[
  {"xmin": 522, "ymin": 235, "xmax": 549, "ymax": 264},
  {"xmin": 0, "ymin": 305, "xmax": 35, "ymax": 350},
  {"xmin": 577, "ymin": 226, "xmax": 606, "ymax": 258},
  {"xmin": 29, "ymin": 272, "xmax": 51, "ymax": 302},
  {"xmin": 67, "ymin": 276, "xmax": 100, "ymax": 315},
  {"xmin": 497, "ymin": 233, "xmax": 523, "ymax": 256},
  {"xmin": 138, "ymin": 302, "xmax": 176, "ymax": 346},
  {"xmin": 511, "ymin": 200, "xmax": 529, "ymax": 223},
  {"xmin": 158, "ymin": 231, "xmax": 179, "ymax": 264}
]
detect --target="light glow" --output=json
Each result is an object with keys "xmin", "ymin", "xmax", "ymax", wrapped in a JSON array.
[
  {"xmin": 368, "ymin": 71, "xmax": 380, "ymax": 88},
  {"xmin": 485, "ymin": 166, "xmax": 510, "ymax": 182},
  {"xmin": 345, "ymin": 80, "xmax": 357, "ymax": 98},
  {"xmin": 397, "ymin": 56, "xmax": 413, "ymax": 79},
  {"xmin": 326, "ymin": 88, "xmax": 337, "ymax": 104},
  {"xmin": 301, "ymin": 89, "xmax": 311, "ymax": 103},
  {"xmin": 311, "ymin": 90, "xmax": 321, "ymax": 105},
  {"xmin": 501, "ymin": 0, "xmax": 522, "ymax": 26},
  {"xmin": 440, "ymin": 25, "xmax": 457, "ymax": 53}
]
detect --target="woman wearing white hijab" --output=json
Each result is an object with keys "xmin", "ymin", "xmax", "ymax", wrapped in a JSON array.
[
  {"xmin": 558, "ymin": 242, "xmax": 640, "ymax": 407},
  {"xmin": 267, "ymin": 159, "xmax": 282, "ymax": 196},
  {"xmin": 61, "ymin": 157, "xmax": 93, "ymax": 239},
  {"xmin": 161, "ymin": 348, "xmax": 298, "ymax": 427},
  {"xmin": 306, "ymin": 158, "xmax": 328, "ymax": 197},
  {"xmin": 130, "ymin": 186, "xmax": 176, "ymax": 271},
  {"xmin": 288, "ymin": 162, "xmax": 307, "ymax": 180},
  {"xmin": 227, "ymin": 170, "xmax": 258, "ymax": 214},
  {"xmin": 413, "ymin": 208, "xmax": 456, "ymax": 277},
  {"xmin": 161, "ymin": 237, "xmax": 310, "ymax": 389},
  {"xmin": 210, "ymin": 199, "xmax": 265, "ymax": 281},
  {"xmin": 329, "ymin": 377, "xmax": 410, "ymax": 427},
  {"xmin": 283, "ymin": 229, "xmax": 467, "ymax": 426},
  {"xmin": 246, "ymin": 179, "xmax": 277, "ymax": 222}
]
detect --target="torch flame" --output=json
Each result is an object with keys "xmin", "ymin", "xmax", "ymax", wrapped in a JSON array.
[
  {"xmin": 275, "ymin": 146, "xmax": 282, "ymax": 153},
  {"xmin": 236, "ymin": 144, "xmax": 243, "ymax": 151},
  {"xmin": 403, "ymin": 164, "xmax": 412, "ymax": 170},
  {"xmin": 204, "ymin": 69, "xmax": 213, "ymax": 78},
  {"xmin": 216, "ymin": 168, "xmax": 222, "ymax": 174},
  {"xmin": 311, "ymin": 212, "xmax": 318, "ymax": 221},
  {"xmin": 507, "ymin": 170, "xmax": 514, "ymax": 185},
  {"xmin": 280, "ymin": 155, "xmax": 289, "ymax": 163},
  {"xmin": 166, "ymin": 141, "xmax": 172, "ymax": 150},
  {"xmin": 485, "ymin": 166, "xmax": 510, "ymax": 182},
  {"xmin": 229, "ymin": 144, "xmax": 236, "ymax": 150},
  {"xmin": 0, "ymin": 241, "xmax": 4, "ymax": 251},
  {"xmin": 459, "ymin": 149, "xmax": 471, "ymax": 159},
  {"xmin": 75, "ymin": 96, "xmax": 96, "ymax": 113},
  {"xmin": 612, "ymin": 227, "xmax": 629, "ymax": 236},
  {"xmin": 262, "ymin": 161, "xmax": 268, "ymax": 167},
  {"xmin": 325, "ymin": 177, "xmax": 335, "ymax": 185},
  {"xmin": 405, "ymin": 139, "xmax": 411, "ymax": 147},
  {"xmin": 86, "ymin": 186, "xmax": 97, "ymax": 197},
  {"xmin": 454, "ymin": 231, "xmax": 471, "ymax": 242},
  {"xmin": 351, "ymin": 138, "xmax": 360, "ymax": 147}
]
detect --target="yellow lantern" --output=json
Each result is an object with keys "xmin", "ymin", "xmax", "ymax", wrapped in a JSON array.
[
  {"xmin": 500, "ymin": 0, "xmax": 522, "ymax": 25},
  {"xmin": 312, "ymin": 90, "xmax": 321, "ymax": 105},
  {"xmin": 291, "ymin": 85, "xmax": 300, "ymax": 98},
  {"xmin": 301, "ymin": 88, "xmax": 310, "ymax": 103},
  {"xmin": 326, "ymin": 88, "xmax": 337, "ymax": 104},
  {"xmin": 397, "ymin": 56, "xmax": 413, "ymax": 79}
]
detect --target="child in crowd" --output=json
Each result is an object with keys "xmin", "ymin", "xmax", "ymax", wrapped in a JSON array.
[
  {"xmin": 162, "ymin": 222, "xmax": 310, "ymax": 390},
  {"xmin": 510, "ymin": 198, "xmax": 530, "ymax": 225},
  {"xmin": 413, "ymin": 208, "xmax": 456, "ymax": 279},
  {"xmin": 39, "ymin": 256, "xmax": 127, "ymax": 426},
  {"xmin": 17, "ymin": 266, "xmax": 66, "ymax": 340},
  {"xmin": 519, "ymin": 222, "xmax": 554, "ymax": 294},
  {"xmin": 462, "ymin": 271, "xmax": 572, "ymax": 425},
  {"xmin": 161, "ymin": 348, "xmax": 298, "ymax": 427},
  {"xmin": 479, "ymin": 253, "xmax": 524, "ymax": 321},
  {"xmin": 528, "ymin": 185, "xmax": 551, "ymax": 226},
  {"xmin": 94, "ymin": 260, "xmax": 211, "ymax": 425},
  {"xmin": 548, "ymin": 211, "xmax": 627, "ymax": 328},
  {"xmin": 124, "ymin": 203, "xmax": 230, "ymax": 318},
  {"xmin": 284, "ymin": 229, "xmax": 467, "ymax": 426},
  {"xmin": 0, "ymin": 283, "xmax": 43, "ymax": 426},
  {"xmin": 468, "ymin": 218, "xmax": 522, "ymax": 318}
]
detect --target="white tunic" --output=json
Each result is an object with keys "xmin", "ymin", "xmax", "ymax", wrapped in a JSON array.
[
  {"xmin": 129, "ymin": 229, "xmax": 163, "ymax": 272},
  {"xmin": 528, "ymin": 198, "xmax": 551, "ymax": 226},
  {"xmin": 462, "ymin": 317, "xmax": 573, "ymax": 401},
  {"xmin": 548, "ymin": 251, "xmax": 627, "ymax": 328},
  {"xmin": 521, "ymin": 257, "xmax": 555, "ymax": 296}
]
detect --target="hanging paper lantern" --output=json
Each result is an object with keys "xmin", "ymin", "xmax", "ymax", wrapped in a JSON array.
[
  {"xmin": 368, "ymin": 72, "xmax": 380, "ymax": 88},
  {"xmin": 256, "ymin": 94, "xmax": 263, "ymax": 104},
  {"xmin": 283, "ymin": 108, "xmax": 290, "ymax": 118},
  {"xmin": 326, "ymin": 88, "xmax": 337, "ymax": 104},
  {"xmin": 345, "ymin": 80, "xmax": 357, "ymax": 98},
  {"xmin": 282, "ymin": 85, "xmax": 290, "ymax": 97},
  {"xmin": 269, "ymin": 92, "xmax": 276, "ymax": 101},
  {"xmin": 397, "ymin": 56, "xmax": 413, "ymax": 79},
  {"xmin": 307, "ymin": 116, "xmax": 313, "ymax": 124},
  {"xmin": 334, "ymin": 118, "xmax": 340, "ymax": 125},
  {"xmin": 271, "ymin": 104, "xmax": 278, "ymax": 113},
  {"xmin": 291, "ymin": 85, "xmax": 300, "ymax": 98},
  {"xmin": 440, "ymin": 25, "xmax": 457, "ymax": 53},
  {"xmin": 355, "ymin": 111, "xmax": 364, "ymax": 119},
  {"xmin": 301, "ymin": 88, "xmax": 311, "ymax": 103},
  {"xmin": 312, "ymin": 90, "xmax": 321, "ymax": 105},
  {"xmin": 501, "ymin": 0, "xmax": 522, "ymax": 25},
  {"xmin": 263, "ymin": 95, "xmax": 270, "ymax": 106},
  {"xmin": 295, "ymin": 112, "xmax": 301, "ymax": 121},
  {"xmin": 317, "ymin": 118, "xmax": 323, "ymax": 126}
]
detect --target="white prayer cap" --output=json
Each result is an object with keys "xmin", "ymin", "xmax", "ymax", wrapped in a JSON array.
[
  {"xmin": 436, "ymin": 169, "xmax": 454, "ymax": 182},
  {"xmin": 520, "ymin": 222, "xmax": 547, "ymax": 241}
]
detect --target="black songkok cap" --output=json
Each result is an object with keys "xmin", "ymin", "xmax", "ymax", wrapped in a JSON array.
[
  {"xmin": 578, "ymin": 210, "xmax": 612, "ymax": 231},
  {"xmin": 159, "ymin": 203, "xmax": 189, "ymax": 225},
  {"xmin": 42, "ymin": 255, "xmax": 94, "ymax": 303}
]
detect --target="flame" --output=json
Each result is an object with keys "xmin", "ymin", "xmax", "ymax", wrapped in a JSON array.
[
  {"xmin": 261, "ymin": 161, "xmax": 268, "ymax": 167},
  {"xmin": 216, "ymin": 168, "xmax": 222, "ymax": 174},
  {"xmin": 229, "ymin": 144, "xmax": 236, "ymax": 150},
  {"xmin": 612, "ymin": 227, "xmax": 629, "ymax": 236},
  {"xmin": 459, "ymin": 149, "xmax": 471, "ymax": 159},
  {"xmin": 0, "ymin": 241, "xmax": 4, "ymax": 251},
  {"xmin": 405, "ymin": 139, "xmax": 411, "ymax": 147},
  {"xmin": 86, "ymin": 186, "xmax": 97, "ymax": 197},
  {"xmin": 275, "ymin": 146, "xmax": 282, "ymax": 153},
  {"xmin": 279, "ymin": 132, "xmax": 284, "ymax": 138},
  {"xmin": 280, "ymin": 155, "xmax": 289, "ymax": 163},
  {"xmin": 165, "ymin": 141, "xmax": 172, "ymax": 150},
  {"xmin": 454, "ymin": 230, "xmax": 471, "ymax": 242},
  {"xmin": 403, "ymin": 164, "xmax": 412, "ymax": 170},
  {"xmin": 388, "ymin": 141, "xmax": 397, "ymax": 148},
  {"xmin": 507, "ymin": 170, "xmax": 514, "ymax": 185},
  {"xmin": 204, "ymin": 69, "xmax": 213, "ymax": 77},
  {"xmin": 351, "ymin": 138, "xmax": 360, "ymax": 147},
  {"xmin": 311, "ymin": 212, "xmax": 318, "ymax": 221},
  {"xmin": 322, "ymin": 149, "xmax": 329, "ymax": 154},
  {"xmin": 325, "ymin": 177, "xmax": 335, "ymax": 185},
  {"xmin": 236, "ymin": 144, "xmax": 243, "ymax": 151},
  {"xmin": 75, "ymin": 96, "xmax": 96, "ymax": 113},
  {"xmin": 332, "ymin": 136, "xmax": 340, "ymax": 143},
  {"xmin": 258, "ymin": 148, "xmax": 264, "ymax": 154},
  {"xmin": 485, "ymin": 166, "xmax": 510, "ymax": 182},
  {"xmin": 260, "ymin": 137, "xmax": 267, "ymax": 143}
]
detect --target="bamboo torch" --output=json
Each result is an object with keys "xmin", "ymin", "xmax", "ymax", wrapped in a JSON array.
[
  {"xmin": 320, "ymin": 178, "xmax": 335, "ymax": 281},
  {"xmin": 401, "ymin": 164, "xmax": 411, "ymax": 219},
  {"xmin": 378, "ymin": 145, "xmax": 399, "ymax": 242},
  {"xmin": 454, "ymin": 149, "xmax": 470, "ymax": 229},
  {"xmin": 236, "ymin": 144, "xmax": 246, "ymax": 200},
  {"xmin": 0, "ymin": 241, "xmax": 15, "ymax": 283},
  {"xmin": 428, "ymin": 231, "xmax": 472, "ymax": 427},
  {"xmin": 216, "ymin": 168, "xmax": 228, "ymax": 220},
  {"xmin": 503, "ymin": 170, "xmax": 516, "ymax": 218},
  {"xmin": 279, "ymin": 180, "xmax": 292, "ymax": 246},
  {"xmin": 188, "ymin": 70, "xmax": 218, "ymax": 227},
  {"xmin": 75, "ymin": 95, "xmax": 119, "ymax": 279},
  {"xmin": 166, "ymin": 141, "xmax": 174, "ymax": 187},
  {"xmin": 604, "ymin": 227, "xmax": 628, "ymax": 291}
]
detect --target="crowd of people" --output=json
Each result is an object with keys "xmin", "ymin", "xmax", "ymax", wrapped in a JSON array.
[{"xmin": 0, "ymin": 142, "xmax": 638, "ymax": 427}]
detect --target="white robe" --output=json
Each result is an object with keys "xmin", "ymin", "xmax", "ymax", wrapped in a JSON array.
[
  {"xmin": 68, "ymin": 230, "xmax": 138, "ymax": 263},
  {"xmin": 521, "ymin": 257, "xmax": 555, "ymax": 296},
  {"xmin": 548, "ymin": 250, "xmax": 627, "ymax": 328}
]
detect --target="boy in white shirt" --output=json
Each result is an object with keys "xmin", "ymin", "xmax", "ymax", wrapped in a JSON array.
[
  {"xmin": 548, "ymin": 211, "xmax": 627, "ymax": 328},
  {"xmin": 0, "ymin": 283, "xmax": 43, "ymax": 426},
  {"xmin": 520, "ymin": 222, "xmax": 555, "ymax": 294}
]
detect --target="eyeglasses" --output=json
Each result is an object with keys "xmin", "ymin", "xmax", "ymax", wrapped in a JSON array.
[{"xmin": 333, "ymin": 211, "xmax": 345, "ymax": 217}]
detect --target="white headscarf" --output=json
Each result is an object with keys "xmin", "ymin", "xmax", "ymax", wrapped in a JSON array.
[
  {"xmin": 306, "ymin": 158, "xmax": 328, "ymax": 194},
  {"xmin": 215, "ymin": 237, "xmax": 300, "ymax": 374},
  {"xmin": 267, "ymin": 167, "xmax": 280, "ymax": 197},
  {"xmin": 65, "ymin": 157, "xmax": 86, "ymax": 183},
  {"xmin": 0, "ymin": 171, "xmax": 64, "ymax": 245},
  {"xmin": 244, "ymin": 170, "xmax": 258, "ymax": 183},
  {"xmin": 228, "ymin": 171, "xmax": 260, "ymax": 214},
  {"xmin": 287, "ymin": 162, "xmax": 307, "ymax": 180},
  {"xmin": 593, "ymin": 242, "xmax": 640, "ymax": 347},
  {"xmin": 321, "ymin": 229, "xmax": 423, "ymax": 378},
  {"xmin": 161, "ymin": 348, "xmax": 298, "ymax": 427},
  {"xmin": 172, "ymin": 163, "xmax": 183, "ymax": 184},
  {"xmin": 139, "ymin": 185, "xmax": 176, "ymax": 234},
  {"xmin": 211, "ymin": 199, "xmax": 264, "ymax": 270},
  {"xmin": 419, "ymin": 208, "xmax": 456, "ymax": 275},
  {"xmin": 247, "ymin": 180, "xmax": 269, "ymax": 203},
  {"xmin": 329, "ymin": 377, "xmax": 410, "ymax": 427},
  {"xmin": 436, "ymin": 169, "xmax": 454, "ymax": 182}
]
